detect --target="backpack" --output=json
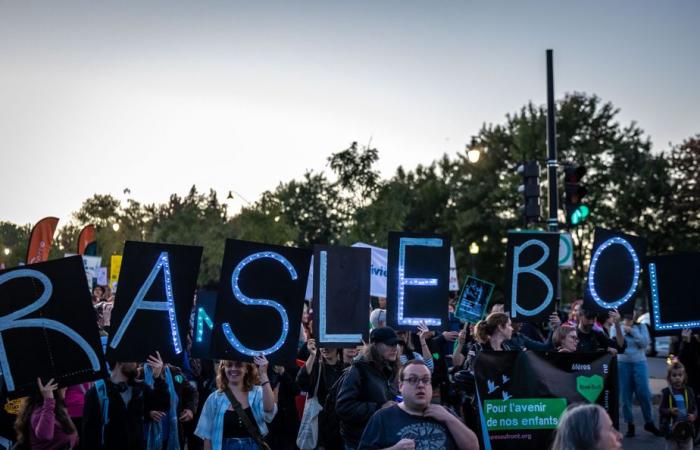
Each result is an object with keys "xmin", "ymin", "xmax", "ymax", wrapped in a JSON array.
[{"xmin": 320, "ymin": 366, "xmax": 356, "ymax": 445}]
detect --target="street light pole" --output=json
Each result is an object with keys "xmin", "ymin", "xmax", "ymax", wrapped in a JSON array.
[
  {"xmin": 546, "ymin": 49, "xmax": 562, "ymax": 309},
  {"xmin": 546, "ymin": 49, "xmax": 559, "ymax": 233}
]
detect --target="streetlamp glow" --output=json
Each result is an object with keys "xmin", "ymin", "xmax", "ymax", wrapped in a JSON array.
[
  {"xmin": 112, "ymin": 223, "xmax": 120, "ymax": 232},
  {"xmin": 3, "ymin": 248, "xmax": 10, "ymax": 256},
  {"xmin": 467, "ymin": 148, "xmax": 481, "ymax": 163},
  {"xmin": 469, "ymin": 242, "xmax": 480, "ymax": 255}
]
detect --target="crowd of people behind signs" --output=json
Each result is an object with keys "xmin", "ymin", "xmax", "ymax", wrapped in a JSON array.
[{"xmin": 0, "ymin": 287, "xmax": 699, "ymax": 450}]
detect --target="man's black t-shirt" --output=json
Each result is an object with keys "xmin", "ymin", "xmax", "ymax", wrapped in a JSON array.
[{"xmin": 358, "ymin": 405, "xmax": 457, "ymax": 450}]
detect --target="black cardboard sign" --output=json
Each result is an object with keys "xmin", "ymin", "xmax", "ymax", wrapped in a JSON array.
[
  {"xmin": 505, "ymin": 231, "xmax": 559, "ymax": 322},
  {"xmin": 584, "ymin": 228, "xmax": 646, "ymax": 315},
  {"xmin": 0, "ymin": 256, "xmax": 107, "ymax": 395},
  {"xmin": 106, "ymin": 241, "xmax": 202, "ymax": 364},
  {"xmin": 211, "ymin": 239, "xmax": 311, "ymax": 364},
  {"xmin": 312, "ymin": 245, "xmax": 370, "ymax": 348},
  {"xmin": 386, "ymin": 232, "xmax": 450, "ymax": 331},
  {"xmin": 647, "ymin": 253, "xmax": 700, "ymax": 336}
]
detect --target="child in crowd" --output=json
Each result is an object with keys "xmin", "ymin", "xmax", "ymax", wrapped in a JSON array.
[{"xmin": 660, "ymin": 362, "xmax": 697, "ymax": 450}]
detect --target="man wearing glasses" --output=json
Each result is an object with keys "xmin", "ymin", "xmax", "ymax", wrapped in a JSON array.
[{"xmin": 358, "ymin": 360, "xmax": 478, "ymax": 450}]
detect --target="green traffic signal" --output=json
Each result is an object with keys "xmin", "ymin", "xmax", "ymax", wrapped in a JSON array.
[{"xmin": 570, "ymin": 205, "xmax": 590, "ymax": 225}]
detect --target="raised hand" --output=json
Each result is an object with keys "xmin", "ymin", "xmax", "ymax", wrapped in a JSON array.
[
  {"xmin": 307, "ymin": 338, "xmax": 317, "ymax": 354},
  {"xmin": 146, "ymin": 351, "xmax": 164, "ymax": 378},
  {"xmin": 37, "ymin": 377, "xmax": 58, "ymax": 400},
  {"xmin": 253, "ymin": 354, "xmax": 269, "ymax": 373}
]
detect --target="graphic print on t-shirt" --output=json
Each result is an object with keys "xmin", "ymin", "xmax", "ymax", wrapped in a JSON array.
[{"xmin": 396, "ymin": 422, "xmax": 448, "ymax": 450}]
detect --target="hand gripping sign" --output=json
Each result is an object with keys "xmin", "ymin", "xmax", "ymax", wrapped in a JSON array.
[
  {"xmin": 505, "ymin": 231, "xmax": 559, "ymax": 322},
  {"xmin": 0, "ymin": 256, "xmax": 106, "ymax": 395}
]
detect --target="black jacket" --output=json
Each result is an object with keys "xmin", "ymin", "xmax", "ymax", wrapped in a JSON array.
[
  {"xmin": 82, "ymin": 377, "xmax": 169, "ymax": 450},
  {"xmin": 335, "ymin": 357, "xmax": 399, "ymax": 446}
]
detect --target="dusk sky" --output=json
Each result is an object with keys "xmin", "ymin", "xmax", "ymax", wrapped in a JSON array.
[{"xmin": 1, "ymin": 1, "xmax": 698, "ymax": 225}]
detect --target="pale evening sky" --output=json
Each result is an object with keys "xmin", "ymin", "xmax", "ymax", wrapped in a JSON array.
[{"xmin": 1, "ymin": 1, "xmax": 698, "ymax": 226}]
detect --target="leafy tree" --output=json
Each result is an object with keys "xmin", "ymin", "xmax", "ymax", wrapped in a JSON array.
[{"xmin": 0, "ymin": 221, "xmax": 31, "ymax": 267}]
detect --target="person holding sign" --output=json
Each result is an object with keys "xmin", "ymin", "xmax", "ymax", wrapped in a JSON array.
[
  {"xmin": 82, "ymin": 353, "xmax": 170, "ymax": 450},
  {"xmin": 195, "ymin": 356, "xmax": 276, "ymax": 450},
  {"xmin": 358, "ymin": 360, "xmax": 478, "ymax": 450},
  {"xmin": 576, "ymin": 308, "xmax": 625, "ymax": 354},
  {"xmin": 296, "ymin": 338, "xmax": 349, "ymax": 450},
  {"xmin": 13, "ymin": 378, "xmax": 78, "ymax": 449},
  {"xmin": 397, "ymin": 322, "xmax": 434, "ymax": 373}
]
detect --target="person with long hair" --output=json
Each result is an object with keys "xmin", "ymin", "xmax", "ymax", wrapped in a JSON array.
[
  {"xmin": 296, "ymin": 338, "xmax": 350, "ymax": 450},
  {"xmin": 195, "ymin": 355, "xmax": 276, "ymax": 450},
  {"xmin": 462, "ymin": 312, "xmax": 515, "ymax": 374},
  {"xmin": 551, "ymin": 404, "xmax": 622, "ymax": 450},
  {"xmin": 14, "ymin": 377, "xmax": 78, "ymax": 449},
  {"xmin": 336, "ymin": 327, "xmax": 401, "ymax": 450}
]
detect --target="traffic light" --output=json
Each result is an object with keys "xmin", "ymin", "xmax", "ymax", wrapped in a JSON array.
[
  {"xmin": 564, "ymin": 164, "xmax": 589, "ymax": 226},
  {"xmin": 518, "ymin": 161, "xmax": 541, "ymax": 222}
]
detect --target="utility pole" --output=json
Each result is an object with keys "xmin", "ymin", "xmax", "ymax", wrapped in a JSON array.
[
  {"xmin": 546, "ymin": 49, "xmax": 561, "ymax": 308},
  {"xmin": 546, "ymin": 49, "xmax": 558, "ymax": 233}
]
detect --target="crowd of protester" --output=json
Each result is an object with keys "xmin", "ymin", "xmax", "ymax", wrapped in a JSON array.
[{"xmin": 0, "ymin": 288, "xmax": 698, "ymax": 450}]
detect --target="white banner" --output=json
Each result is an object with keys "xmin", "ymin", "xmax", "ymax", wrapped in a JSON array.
[{"xmin": 305, "ymin": 242, "xmax": 388, "ymax": 300}]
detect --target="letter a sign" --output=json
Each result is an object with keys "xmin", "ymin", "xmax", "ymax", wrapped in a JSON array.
[{"xmin": 505, "ymin": 231, "xmax": 559, "ymax": 322}]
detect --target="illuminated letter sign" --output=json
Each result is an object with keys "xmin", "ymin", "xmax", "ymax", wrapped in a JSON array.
[
  {"xmin": 387, "ymin": 232, "xmax": 450, "ymax": 331},
  {"xmin": 584, "ymin": 229, "xmax": 646, "ymax": 315},
  {"xmin": 106, "ymin": 241, "xmax": 202, "ymax": 364},
  {"xmin": 0, "ymin": 269, "xmax": 101, "ymax": 391},
  {"xmin": 313, "ymin": 245, "xmax": 370, "ymax": 347},
  {"xmin": 110, "ymin": 252, "xmax": 182, "ymax": 354},
  {"xmin": 211, "ymin": 239, "xmax": 311, "ymax": 364},
  {"xmin": 398, "ymin": 237, "xmax": 442, "ymax": 326},
  {"xmin": 588, "ymin": 237, "xmax": 640, "ymax": 309},
  {"xmin": 647, "ymin": 253, "xmax": 700, "ymax": 335},
  {"xmin": 0, "ymin": 256, "xmax": 106, "ymax": 394},
  {"xmin": 505, "ymin": 231, "xmax": 559, "ymax": 322},
  {"xmin": 223, "ymin": 251, "xmax": 295, "ymax": 356}
]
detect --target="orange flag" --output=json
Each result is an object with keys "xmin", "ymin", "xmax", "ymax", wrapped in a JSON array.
[
  {"xmin": 77, "ymin": 224, "xmax": 96, "ymax": 255},
  {"xmin": 26, "ymin": 217, "xmax": 59, "ymax": 264}
]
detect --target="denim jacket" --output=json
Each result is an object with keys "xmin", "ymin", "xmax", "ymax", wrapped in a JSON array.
[{"xmin": 194, "ymin": 386, "xmax": 277, "ymax": 449}]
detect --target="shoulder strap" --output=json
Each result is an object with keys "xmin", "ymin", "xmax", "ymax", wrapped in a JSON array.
[
  {"xmin": 223, "ymin": 388, "xmax": 271, "ymax": 450},
  {"xmin": 312, "ymin": 360, "xmax": 323, "ymax": 398},
  {"xmin": 94, "ymin": 380, "xmax": 110, "ymax": 446}
]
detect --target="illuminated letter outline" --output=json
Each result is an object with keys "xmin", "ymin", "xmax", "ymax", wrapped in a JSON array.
[
  {"xmin": 318, "ymin": 251, "xmax": 363, "ymax": 344},
  {"xmin": 511, "ymin": 239, "xmax": 554, "ymax": 318},
  {"xmin": 649, "ymin": 263, "xmax": 700, "ymax": 331},
  {"xmin": 0, "ymin": 269, "xmax": 101, "ymax": 391},
  {"xmin": 397, "ymin": 237, "xmax": 443, "ymax": 327},
  {"xmin": 223, "ymin": 251, "xmax": 295, "ymax": 356},
  {"xmin": 587, "ymin": 237, "xmax": 640, "ymax": 309},
  {"xmin": 195, "ymin": 307, "xmax": 214, "ymax": 343},
  {"xmin": 110, "ymin": 252, "xmax": 182, "ymax": 354}
]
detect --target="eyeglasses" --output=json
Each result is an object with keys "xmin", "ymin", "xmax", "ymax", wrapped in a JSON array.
[{"xmin": 402, "ymin": 376, "xmax": 431, "ymax": 386}]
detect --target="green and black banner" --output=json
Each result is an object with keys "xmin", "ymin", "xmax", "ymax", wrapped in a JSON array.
[{"xmin": 475, "ymin": 351, "xmax": 618, "ymax": 450}]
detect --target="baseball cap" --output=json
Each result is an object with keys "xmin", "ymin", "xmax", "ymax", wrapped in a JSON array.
[{"xmin": 370, "ymin": 327, "xmax": 400, "ymax": 346}]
